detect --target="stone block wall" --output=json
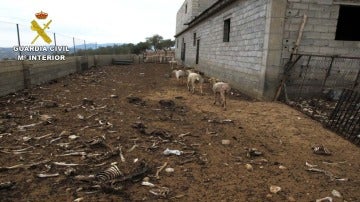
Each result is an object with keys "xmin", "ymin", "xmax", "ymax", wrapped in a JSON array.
[
  {"xmin": 282, "ymin": 0, "xmax": 360, "ymax": 59},
  {"xmin": 175, "ymin": 0, "xmax": 272, "ymax": 99}
]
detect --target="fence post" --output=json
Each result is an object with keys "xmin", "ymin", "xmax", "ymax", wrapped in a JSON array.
[
  {"xmin": 53, "ymin": 33, "xmax": 57, "ymax": 54},
  {"xmin": 16, "ymin": 24, "xmax": 22, "ymax": 57},
  {"xmin": 84, "ymin": 40, "xmax": 86, "ymax": 56},
  {"xmin": 73, "ymin": 37, "xmax": 76, "ymax": 56}
]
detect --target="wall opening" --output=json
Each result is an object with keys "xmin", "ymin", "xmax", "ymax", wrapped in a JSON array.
[
  {"xmin": 335, "ymin": 5, "xmax": 360, "ymax": 41},
  {"xmin": 185, "ymin": 4, "xmax": 188, "ymax": 14},
  {"xmin": 193, "ymin": 33, "xmax": 196, "ymax": 46},
  {"xmin": 196, "ymin": 39, "xmax": 200, "ymax": 64},
  {"xmin": 181, "ymin": 38, "xmax": 186, "ymax": 61},
  {"xmin": 223, "ymin": 18, "xmax": 231, "ymax": 42}
]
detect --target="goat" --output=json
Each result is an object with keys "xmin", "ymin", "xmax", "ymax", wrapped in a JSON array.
[
  {"xmin": 169, "ymin": 58, "xmax": 177, "ymax": 69},
  {"xmin": 209, "ymin": 77, "xmax": 231, "ymax": 110},
  {"xmin": 172, "ymin": 69, "xmax": 186, "ymax": 84},
  {"xmin": 187, "ymin": 70, "xmax": 204, "ymax": 94}
]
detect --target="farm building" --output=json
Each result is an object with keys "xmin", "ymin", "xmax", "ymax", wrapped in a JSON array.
[{"xmin": 174, "ymin": 0, "xmax": 360, "ymax": 100}]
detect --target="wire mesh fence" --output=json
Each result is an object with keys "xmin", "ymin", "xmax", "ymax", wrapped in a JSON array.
[
  {"xmin": 0, "ymin": 21, "xmax": 97, "ymax": 60},
  {"xmin": 279, "ymin": 53, "xmax": 360, "ymax": 146}
]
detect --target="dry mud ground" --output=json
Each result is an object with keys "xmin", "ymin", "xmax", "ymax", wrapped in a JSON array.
[{"xmin": 0, "ymin": 64, "xmax": 359, "ymax": 202}]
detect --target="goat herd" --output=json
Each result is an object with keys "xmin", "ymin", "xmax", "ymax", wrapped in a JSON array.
[{"xmin": 170, "ymin": 64, "xmax": 232, "ymax": 110}]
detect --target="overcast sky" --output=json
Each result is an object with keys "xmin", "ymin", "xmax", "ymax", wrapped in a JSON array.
[{"xmin": 0, "ymin": 0, "xmax": 184, "ymax": 47}]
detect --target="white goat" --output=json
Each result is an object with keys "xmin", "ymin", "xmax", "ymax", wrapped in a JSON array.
[
  {"xmin": 187, "ymin": 70, "xmax": 204, "ymax": 94},
  {"xmin": 172, "ymin": 69, "xmax": 186, "ymax": 84},
  {"xmin": 209, "ymin": 78, "xmax": 231, "ymax": 110},
  {"xmin": 169, "ymin": 58, "xmax": 177, "ymax": 69}
]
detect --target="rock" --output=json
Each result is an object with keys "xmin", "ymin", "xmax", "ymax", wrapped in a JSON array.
[
  {"xmin": 221, "ymin": 139, "xmax": 230, "ymax": 145},
  {"xmin": 245, "ymin": 163, "xmax": 253, "ymax": 171}
]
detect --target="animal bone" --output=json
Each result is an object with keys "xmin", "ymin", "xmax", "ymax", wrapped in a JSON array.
[
  {"xmin": 155, "ymin": 162, "xmax": 168, "ymax": 179},
  {"xmin": 178, "ymin": 132, "xmax": 191, "ymax": 138},
  {"xmin": 53, "ymin": 162, "xmax": 83, "ymax": 166},
  {"xmin": 36, "ymin": 173, "xmax": 60, "ymax": 178}
]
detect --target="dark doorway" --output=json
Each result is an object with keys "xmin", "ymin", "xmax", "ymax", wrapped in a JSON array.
[
  {"xmin": 196, "ymin": 39, "xmax": 200, "ymax": 64},
  {"xmin": 181, "ymin": 42, "xmax": 186, "ymax": 61}
]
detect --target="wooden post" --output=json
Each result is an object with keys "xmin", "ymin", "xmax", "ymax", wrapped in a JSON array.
[{"xmin": 273, "ymin": 14, "xmax": 307, "ymax": 101}]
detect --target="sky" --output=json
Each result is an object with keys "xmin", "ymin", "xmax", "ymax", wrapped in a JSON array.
[{"xmin": 0, "ymin": 0, "xmax": 185, "ymax": 47}]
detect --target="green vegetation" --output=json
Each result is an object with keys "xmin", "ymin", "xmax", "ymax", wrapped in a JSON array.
[{"xmin": 76, "ymin": 34, "xmax": 175, "ymax": 56}]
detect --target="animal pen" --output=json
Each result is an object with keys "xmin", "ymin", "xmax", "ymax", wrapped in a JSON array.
[{"xmin": 276, "ymin": 53, "xmax": 360, "ymax": 146}]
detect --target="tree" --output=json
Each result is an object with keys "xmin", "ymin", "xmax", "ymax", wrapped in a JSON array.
[
  {"xmin": 159, "ymin": 39, "xmax": 175, "ymax": 50},
  {"xmin": 132, "ymin": 42, "xmax": 150, "ymax": 54},
  {"xmin": 146, "ymin": 34, "xmax": 163, "ymax": 51}
]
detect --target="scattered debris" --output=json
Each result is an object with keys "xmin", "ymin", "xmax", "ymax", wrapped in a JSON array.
[
  {"xmin": 312, "ymin": 145, "xmax": 331, "ymax": 155},
  {"xmin": 279, "ymin": 165, "xmax": 287, "ymax": 170},
  {"xmin": 127, "ymin": 96, "xmax": 146, "ymax": 106},
  {"xmin": 315, "ymin": 196, "xmax": 333, "ymax": 202},
  {"xmin": 305, "ymin": 162, "xmax": 318, "ymax": 168},
  {"xmin": 163, "ymin": 148, "xmax": 182, "ymax": 156},
  {"xmin": 155, "ymin": 162, "xmax": 168, "ymax": 179},
  {"xmin": 159, "ymin": 100, "xmax": 175, "ymax": 109},
  {"xmin": 178, "ymin": 132, "xmax": 191, "ymax": 138},
  {"xmin": 0, "ymin": 181, "xmax": 16, "ymax": 190},
  {"xmin": 53, "ymin": 162, "xmax": 83, "ymax": 167},
  {"xmin": 17, "ymin": 121, "xmax": 43, "ymax": 131},
  {"xmin": 331, "ymin": 189, "xmax": 342, "ymax": 198},
  {"xmin": 73, "ymin": 197, "xmax": 84, "ymax": 202},
  {"xmin": 221, "ymin": 139, "xmax": 230, "ymax": 145},
  {"xmin": 95, "ymin": 165, "xmax": 123, "ymax": 182},
  {"xmin": 141, "ymin": 181, "xmax": 156, "ymax": 187},
  {"xmin": 42, "ymin": 100, "xmax": 58, "ymax": 108},
  {"xmin": 245, "ymin": 163, "xmax": 253, "ymax": 171},
  {"xmin": 269, "ymin": 185, "xmax": 281, "ymax": 194},
  {"xmin": 36, "ymin": 173, "xmax": 60, "ymax": 178},
  {"xmin": 306, "ymin": 167, "xmax": 348, "ymax": 181},
  {"xmin": 82, "ymin": 98, "xmax": 94, "ymax": 106},
  {"xmin": 149, "ymin": 187, "xmax": 170, "ymax": 198},
  {"xmin": 208, "ymin": 119, "xmax": 234, "ymax": 124},
  {"xmin": 165, "ymin": 167, "xmax": 174, "ymax": 173},
  {"xmin": 247, "ymin": 148, "xmax": 263, "ymax": 157}
]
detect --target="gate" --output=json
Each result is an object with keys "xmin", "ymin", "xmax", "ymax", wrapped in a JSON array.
[
  {"xmin": 327, "ymin": 89, "xmax": 360, "ymax": 146},
  {"xmin": 275, "ymin": 53, "xmax": 360, "ymax": 146}
]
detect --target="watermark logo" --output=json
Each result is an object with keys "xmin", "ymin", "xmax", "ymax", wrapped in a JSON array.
[
  {"xmin": 13, "ymin": 11, "xmax": 69, "ymax": 61},
  {"xmin": 31, "ymin": 11, "xmax": 52, "ymax": 44}
]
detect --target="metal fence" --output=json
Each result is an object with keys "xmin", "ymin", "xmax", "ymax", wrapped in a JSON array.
[
  {"xmin": 285, "ymin": 54, "xmax": 360, "ymax": 99},
  {"xmin": 277, "ymin": 53, "xmax": 360, "ymax": 146},
  {"xmin": 327, "ymin": 89, "xmax": 360, "ymax": 146},
  {"xmin": 0, "ymin": 21, "xmax": 96, "ymax": 60}
]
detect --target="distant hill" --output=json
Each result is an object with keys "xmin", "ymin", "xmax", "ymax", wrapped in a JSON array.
[{"xmin": 0, "ymin": 43, "xmax": 124, "ymax": 60}]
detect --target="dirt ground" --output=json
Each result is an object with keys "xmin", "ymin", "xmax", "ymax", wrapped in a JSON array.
[{"xmin": 0, "ymin": 63, "xmax": 359, "ymax": 202}]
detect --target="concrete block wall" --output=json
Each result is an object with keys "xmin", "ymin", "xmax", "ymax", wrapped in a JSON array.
[
  {"xmin": 281, "ymin": 0, "xmax": 360, "ymax": 95},
  {"xmin": 176, "ymin": 0, "xmax": 193, "ymax": 34},
  {"xmin": 282, "ymin": 0, "xmax": 360, "ymax": 59},
  {"xmin": 0, "ymin": 54, "xmax": 136, "ymax": 97},
  {"xmin": 175, "ymin": 0, "xmax": 270, "ymax": 99},
  {"xmin": 0, "ymin": 61, "xmax": 24, "ymax": 96}
]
